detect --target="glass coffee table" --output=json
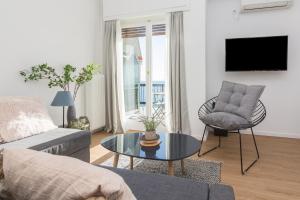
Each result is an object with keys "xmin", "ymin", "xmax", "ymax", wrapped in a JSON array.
[{"xmin": 101, "ymin": 132, "xmax": 200, "ymax": 176}]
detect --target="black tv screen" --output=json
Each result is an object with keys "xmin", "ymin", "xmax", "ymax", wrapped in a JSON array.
[{"xmin": 226, "ymin": 36, "xmax": 288, "ymax": 71}]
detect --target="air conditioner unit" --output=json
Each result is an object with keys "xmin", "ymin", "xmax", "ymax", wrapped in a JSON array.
[{"xmin": 241, "ymin": 0, "xmax": 292, "ymax": 12}]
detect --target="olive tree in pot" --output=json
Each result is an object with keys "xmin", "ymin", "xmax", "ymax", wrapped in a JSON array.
[{"xmin": 20, "ymin": 63, "xmax": 100, "ymax": 126}]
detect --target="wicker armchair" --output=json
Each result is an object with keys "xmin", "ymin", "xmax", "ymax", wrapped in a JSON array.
[{"xmin": 198, "ymin": 96, "xmax": 266, "ymax": 175}]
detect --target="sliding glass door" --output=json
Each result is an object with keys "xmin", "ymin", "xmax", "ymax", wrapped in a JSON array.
[
  {"xmin": 151, "ymin": 24, "xmax": 167, "ymax": 115},
  {"xmin": 122, "ymin": 26, "xmax": 147, "ymax": 115},
  {"xmin": 122, "ymin": 20, "xmax": 167, "ymax": 124}
]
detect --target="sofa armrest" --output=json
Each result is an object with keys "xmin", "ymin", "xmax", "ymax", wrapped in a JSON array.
[{"xmin": 209, "ymin": 184, "xmax": 235, "ymax": 200}]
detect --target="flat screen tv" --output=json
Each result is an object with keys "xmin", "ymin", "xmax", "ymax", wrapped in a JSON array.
[{"xmin": 226, "ymin": 36, "xmax": 288, "ymax": 71}]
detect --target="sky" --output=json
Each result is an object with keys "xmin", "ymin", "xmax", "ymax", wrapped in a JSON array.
[{"xmin": 138, "ymin": 35, "xmax": 167, "ymax": 82}]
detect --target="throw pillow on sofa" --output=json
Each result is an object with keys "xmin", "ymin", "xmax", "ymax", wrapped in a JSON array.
[
  {"xmin": 2, "ymin": 149, "xmax": 136, "ymax": 200},
  {"xmin": 0, "ymin": 97, "xmax": 57, "ymax": 143},
  {"xmin": 0, "ymin": 150, "xmax": 14, "ymax": 200}
]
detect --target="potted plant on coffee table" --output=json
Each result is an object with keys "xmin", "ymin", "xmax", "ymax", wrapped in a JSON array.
[
  {"xmin": 140, "ymin": 116, "xmax": 160, "ymax": 140},
  {"xmin": 132, "ymin": 105, "xmax": 165, "ymax": 141}
]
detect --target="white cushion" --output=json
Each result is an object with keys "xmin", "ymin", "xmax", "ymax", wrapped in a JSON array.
[{"xmin": 0, "ymin": 97, "xmax": 57, "ymax": 143}]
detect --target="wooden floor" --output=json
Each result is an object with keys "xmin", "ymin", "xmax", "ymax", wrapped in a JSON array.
[
  {"xmin": 90, "ymin": 131, "xmax": 112, "ymax": 164},
  {"xmin": 91, "ymin": 132, "xmax": 300, "ymax": 200}
]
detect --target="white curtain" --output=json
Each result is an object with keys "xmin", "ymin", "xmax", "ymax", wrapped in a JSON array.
[
  {"xmin": 103, "ymin": 20, "xmax": 125, "ymax": 134},
  {"xmin": 168, "ymin": 11, "xmax": 191, "ymax": 134}
]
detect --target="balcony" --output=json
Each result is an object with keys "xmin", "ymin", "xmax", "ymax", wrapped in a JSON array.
[{"xmin": 124, "ymin": 81, "xmax": 165, "ymax": 113}]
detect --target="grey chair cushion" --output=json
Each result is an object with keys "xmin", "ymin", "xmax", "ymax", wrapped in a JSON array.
[
  {"xmin": 214, "ymin": 81, "xmax": 265, "ymax": 121},
  {"xmin": 202, "ymin": 112, "xmax": 251, "ymax": 130}
]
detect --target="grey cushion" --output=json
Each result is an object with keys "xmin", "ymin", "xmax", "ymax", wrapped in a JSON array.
[
  {"xmin": 102, "ymin": 166, "xmax": 210, "ymax": 200},
  {"xmin": 102, "ymin": 166, "xmax": 235, "ymax": 200},
  {"xmin": 214, "ymin": 81, "xmax": 265, "ymax": 121},
  {"xmin": 0, "ymin": 128, "xmax": 91, "ymax": 162},
  {"xmin": 202, "ymin": 112, "xmax": 251, "ymax": 130},
  {"xmin": 210, "ymin": 184, "xmax": 235, "ymax": 200}
]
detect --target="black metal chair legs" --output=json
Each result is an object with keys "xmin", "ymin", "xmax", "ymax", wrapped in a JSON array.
[
  {"xmin": 238, "ymin": 128, "xmax": 260, "ymax": 175},
  {"xmin": 198, "ymin": 126, "xmax": 260, "ymax": 175},
  {"xmin": 198, "ymin": 126, "xmax": 221, "ymax": 157},
  {"xmin": 198, "ymin": 96, "xmax": 265, "ymax": 175}
]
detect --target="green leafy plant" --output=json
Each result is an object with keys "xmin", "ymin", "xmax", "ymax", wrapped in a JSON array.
[
  {"xmin": 140, "ymin": 116, "xmax": 160, "ymax": 132},
  {"xmin": 20, "ymin": 63, "xmax": 100, "ymax": 100},
  {"xmin": 131, "ymin": 105, "xmax": 165, "ymax": 132}
]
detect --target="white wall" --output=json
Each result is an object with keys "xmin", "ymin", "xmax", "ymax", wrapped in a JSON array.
[
  {"xmin": 102, "ymin": 0, "xmax": 207, "ymax": 138},
  {"xmin": 85, "ymin": 0, "xmax": 106, "ymax": 130},
  {"xmin": 0, "ymin": 0, "xmax": 101, "ymax": 126},
  {"xmin": 184, "ymin": 0, "xmax": 207, "ymax": 138},
  {"xmin": 103, "ymin": 0, "xmax": 190, "ymax": 20},
  {"xmin": 207, "ymin": 0, "xmax": 300, "ymax": 138}
]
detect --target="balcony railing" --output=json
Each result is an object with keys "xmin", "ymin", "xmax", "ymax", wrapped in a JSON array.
[
  {"xmin": 139, "ymin": 81, "xmax": 165, "ymax": 106},
  {"xmin": 124, "ymin": 81, "xmax": 165, "ymax": 112}
]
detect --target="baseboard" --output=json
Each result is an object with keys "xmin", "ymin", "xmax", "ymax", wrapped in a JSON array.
[
  {"xmin": 240, "ymin": 130, "xmax": 300, "ymax": 139},
  {"xmin": 92, "ymin": 127, "xmax": 300, "ymax": 139},
  {"xmin": 91, "ymin": 126, "xmax": 106, "ymax": 134},
  {"xmin": 193, "ymin": 129, "xmax": 300, "ymax": 140}
]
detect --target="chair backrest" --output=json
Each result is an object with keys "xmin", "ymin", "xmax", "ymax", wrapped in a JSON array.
[{"xmin": 251, "ymin": 99, "xmax": 266, "ymax": 126}]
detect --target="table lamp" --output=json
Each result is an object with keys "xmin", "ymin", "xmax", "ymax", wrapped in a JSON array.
[{"xmin": 51, "ymin": 91, "xmax": 74, "ymax": 128}]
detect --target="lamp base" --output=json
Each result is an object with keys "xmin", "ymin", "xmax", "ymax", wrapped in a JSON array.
[
  {"xmin": 67, "ymin": 105, "xmax": 76, "ymax": 127},
  {"xmin": 63, "ymin": 106, "xmax": 65, "ymax": 128}
]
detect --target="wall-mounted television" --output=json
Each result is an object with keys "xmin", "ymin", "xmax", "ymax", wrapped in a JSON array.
[{"xmin": 226, "ymin": 36, "xmax": 288, "ymax": 71}]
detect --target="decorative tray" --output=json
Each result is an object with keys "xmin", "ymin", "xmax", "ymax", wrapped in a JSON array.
[
  {"xmin": 140, "ymin": 134, "xmax": 160, "ymax": 142},
  {"xmin": 140, "ymin": 139, "xmax": 161, "ymax": 147},
  {"xmin": 140, "ymin": 134, "xmax": 160, "ymax": 147}
]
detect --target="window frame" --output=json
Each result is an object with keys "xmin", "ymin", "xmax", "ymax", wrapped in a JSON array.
[{"xmin": 121, "ymin": 16, "xmax": 168, "ymax": 117}]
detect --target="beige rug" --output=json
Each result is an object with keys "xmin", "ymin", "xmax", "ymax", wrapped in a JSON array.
[{"xmin": 100, "ymin": 155, "xmax": 222, "ymax": 184}]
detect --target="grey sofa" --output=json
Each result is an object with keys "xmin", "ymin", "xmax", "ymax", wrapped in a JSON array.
[
  {"xmin": 104, "ymin": 166, "xmax": 235, "ymax": 200},
  {"xmin": 0, "ymin": 128, "xmax": 234, "ymax": 199},
  {"xmin": 0, "ymin": 128, "xmax": 91, "ymax": 162}
]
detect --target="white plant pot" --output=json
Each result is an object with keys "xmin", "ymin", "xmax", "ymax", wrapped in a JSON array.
[{"xmin": 145, "ymin": 131, "xmax": 157, "ymax": 140}]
